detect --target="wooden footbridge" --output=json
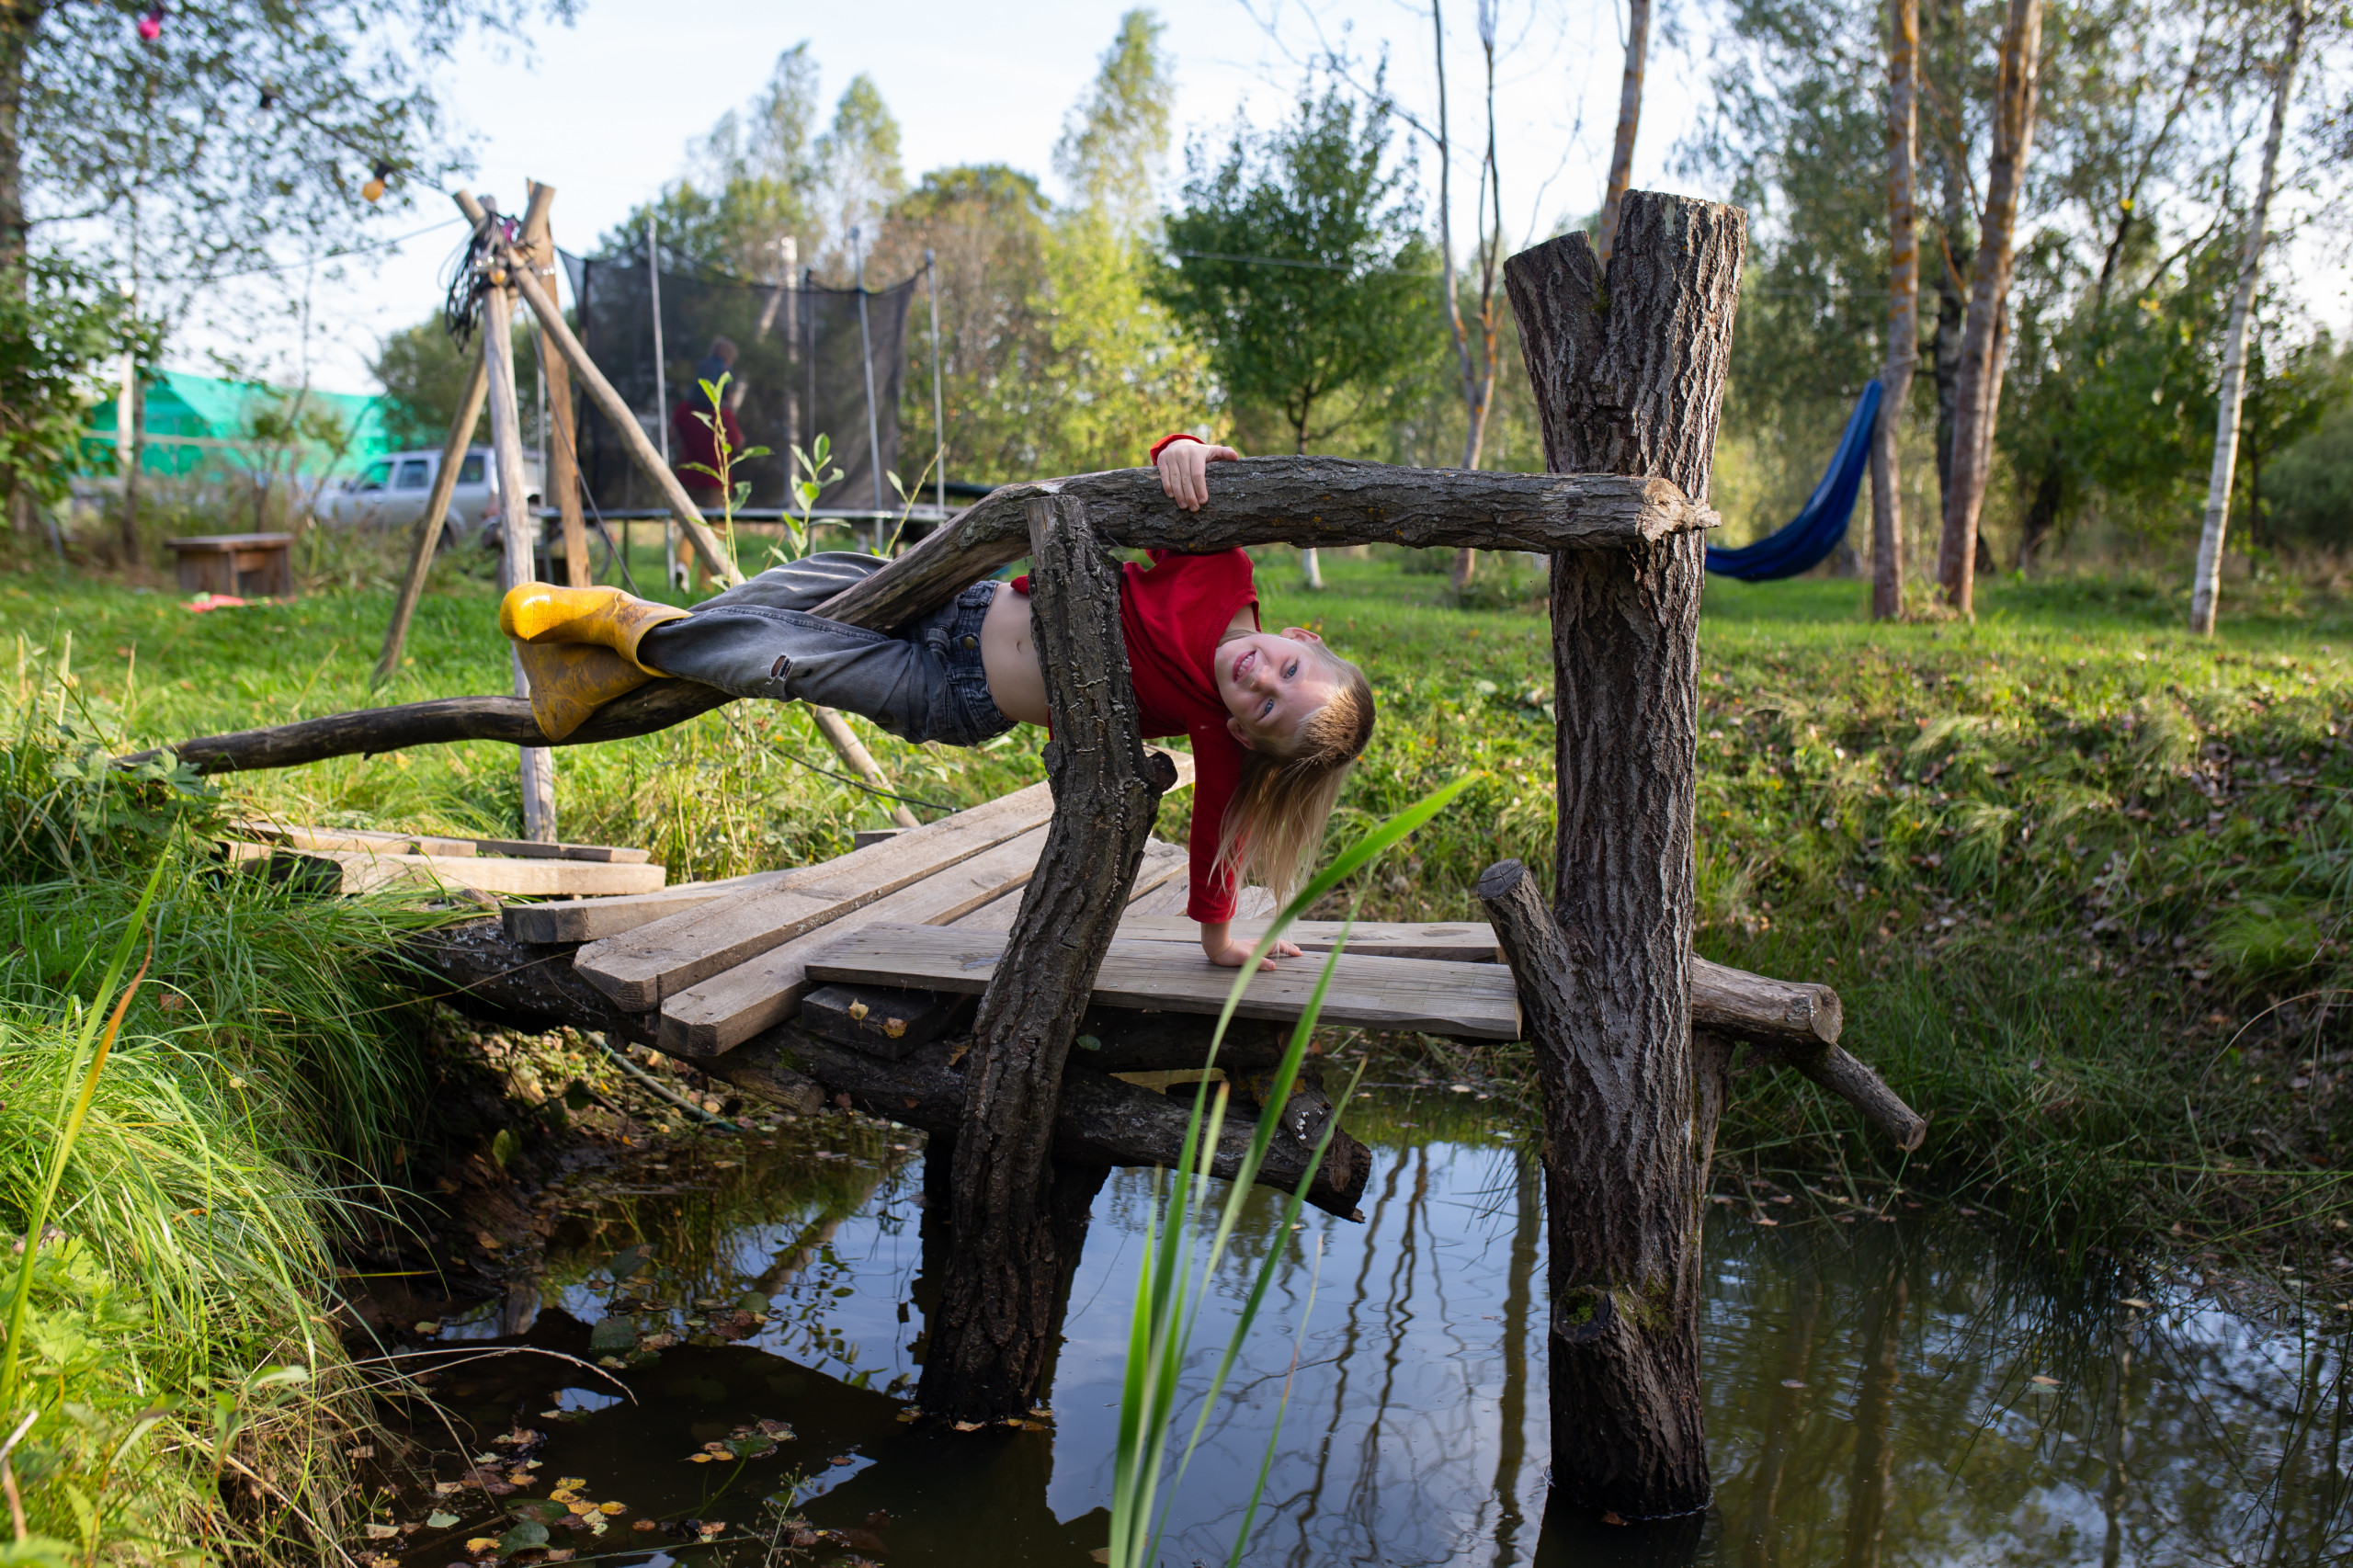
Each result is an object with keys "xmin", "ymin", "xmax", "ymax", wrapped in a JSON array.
[{"xmin": 142, "ymin": 188, "xmax": 1931, "ymax": 1527}]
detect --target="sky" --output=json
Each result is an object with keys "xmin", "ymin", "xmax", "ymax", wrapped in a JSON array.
[{"xmin": 180, "ymin": 0, "xmax": 1711, "ymax": 395}]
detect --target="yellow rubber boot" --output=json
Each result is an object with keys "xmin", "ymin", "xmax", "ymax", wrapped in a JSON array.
[
  {"xmin": 498, "ymin": 584, "xmax": 689, "ymax": 673},
  {"xmin": 516, "ymin": 642, "xmax": 658, "ymax": 741}
]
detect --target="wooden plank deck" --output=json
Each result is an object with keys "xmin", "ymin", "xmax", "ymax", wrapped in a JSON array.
[
  {"xmin": 1114, "ymin": 916, "xmax": 1501, "ymax": 962},
  {"xmin": 657, "ymin": 837, "xmax": 1188, "ymax": 1054},
  {"xmin": 802, "ymin": 923, "xmax": 1523, "ymax": 1041}
]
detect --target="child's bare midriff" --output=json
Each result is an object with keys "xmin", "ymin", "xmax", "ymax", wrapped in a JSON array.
[{"xmin": 980, "ymin": 579, "xmax": 1266, "ymax": 732}]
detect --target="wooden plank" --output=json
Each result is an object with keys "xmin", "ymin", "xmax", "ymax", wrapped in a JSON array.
[
  {"xmin": 575, "ymin": 781, "xmax": 1058, "ymax": 1010},
  {"xmin": 502, "ymin": 869, "xmax": 793, "ymax": 944},
  {"xmin": 577, "ymin": 756, "xmax": 1192, "ymax": 1009},
  {"xmin": 463, "ymin": 837, "xmax": 653, "ymax": 864},
  {"xmin": 654, "ymin": 827, "xmax": 1051, "ymax": 1054},
  {"xmin": 948, "ymin": 837, "xmax": 1186, "ymax": 931},
  {"xmin": 314, "ymin": 850, "xmax": 666, "ymax": 898},
  {"xmin": 803, "ymin": 924, "xmax": 1523, "ymax": 1041},
  {"xmin": 233, "ymin": 821, "xmax": 478, "ymax": 858},
  {"xmin": 1116, "ymin": 916, "xmax": 1502, "ymax": 962}
]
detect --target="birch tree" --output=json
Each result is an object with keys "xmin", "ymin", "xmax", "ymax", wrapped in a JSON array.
[
  {"xmin": 1595, "ymin": 0, "xmax": 1652, "ymax": 267},
  {"xmin": 1870, "ymin": 0, "xmax": 1921, "ymax": 619},
  {"xmin": 2189, "ymin": 1, "xmax": 2306, "ymax": 635}
]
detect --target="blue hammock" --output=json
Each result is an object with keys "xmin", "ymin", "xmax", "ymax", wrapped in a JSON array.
[{"xmin": 1705, "ymin": 380, "xmax": 1883, "ymax": 582}]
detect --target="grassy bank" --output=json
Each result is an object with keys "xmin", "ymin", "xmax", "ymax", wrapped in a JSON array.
[
  {"xmin": 0, "ymin": 646, "xmax": 472, "ymax": 1561},
  {"xmin": 9, "ymin": 541, "xmax": 2351, "ymax": 1291}
]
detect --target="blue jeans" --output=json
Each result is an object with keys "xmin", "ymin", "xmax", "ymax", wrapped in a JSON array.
[{"xmin": 636, "ymin": 551, "xmax": 1014, "ymax": 747}]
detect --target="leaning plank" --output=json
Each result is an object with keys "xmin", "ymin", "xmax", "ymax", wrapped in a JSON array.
[
  {"xmin": 656, "ymin": 826, "xmax": 1051, "ymax": 1055},
  {"xmin": 574, "ymin": 780, "xmax": 1059, "ymax": 1009},
  {"xmin": 1117, "ymin": 916, "xmax": 1503, "ymax": 962},
  {"xmin": 312, "ymin": 850, "xmax": 665, "ymax": 898},
  {"xmin": 804, "ymin": 924, "xmax": 1524, "ymax": 1041}
]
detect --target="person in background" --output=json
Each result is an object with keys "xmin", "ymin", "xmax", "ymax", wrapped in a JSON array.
[{"xmin": 671, "ymin": 336, "xmax": 745, "ymax": 588}]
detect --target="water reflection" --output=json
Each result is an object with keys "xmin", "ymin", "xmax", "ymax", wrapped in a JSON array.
[{"xmin": 391, "ymin": 1095, "xmax": 2352, "ymax": 1567}]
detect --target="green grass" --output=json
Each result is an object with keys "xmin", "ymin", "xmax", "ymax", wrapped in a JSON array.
[{"xmin": 8, "ymin": 538, "xmax": 2351, "ymax": 1284}]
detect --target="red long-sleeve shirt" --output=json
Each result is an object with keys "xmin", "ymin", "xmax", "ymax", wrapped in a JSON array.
[
  {"xmin": 672, "ymin": 397, "xmax": 747, "ymax": 494},
  {"xmin": 1015, "ymin": 545, "xmax": 1256, "ymax": 924}
]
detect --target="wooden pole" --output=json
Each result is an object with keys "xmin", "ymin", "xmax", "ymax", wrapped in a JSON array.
[
  {"xmin": 1499, "ymin": 189, "xmax": 1744, "ymax": 1521},
  {"xmin": 522, "ymin": 181, "xmax": 592, "ymax": 589},
  {"xmin": 916, "ymin": 493, "xmax": 1177, "ymax": 1421},
  {"xmin": 809, "ymin": 708, "xmax": 920, "ymax": 831},
  {"xmin": 451, "ymin": 191, "xmax": 739, "ymax": 588},
  {"xmin": 482, "ymin": 206, "xmax": 559, "ymax": 844},
  {"xmin": 373, "ymin": 353, "xmax": 489, "ymax": 683}
]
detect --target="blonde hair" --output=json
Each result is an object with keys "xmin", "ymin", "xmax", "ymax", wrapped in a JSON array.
[{"xmin": 1213, "ymin": 648, "xmax": 1376, "ymax": 906}]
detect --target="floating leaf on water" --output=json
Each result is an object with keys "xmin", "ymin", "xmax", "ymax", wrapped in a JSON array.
[
  {"xmin": 597, "ymin": 1501, "xmax": 627, "ymax": 1517},
  {"xmin": 632, "ymin": 1520, "xmax": 659, "ymax": 1532},
  {"xmin": 465, "ymin": 1540, "xmax": 499, "ymax": 1552},
  {"xmin": 2122, "ymin": 1298, "xmax": 2154, "ymax": 1310},
  {"xmin": 497, "ymin": 1522, "xmax": 550, "ymax": 1552},
  {"xmin": 588, "ymin": 1315, "xmax": 636, "ymax": 1352},
  {"xmin": 426, "ymin": 1512, "xmax": 460, "ymax": 1529},
  {"xmin": 414, "ymin": 1321, "xmax": 440, "ymax": 1335},
  {"xmin": 365, "ymin": 1524, "xmax": 400, "ymax": 1540},
  {"xmin": 2030, "ymin": 1375, "xmax": 2061, "ymax": 1387},
  {"xmin": 1779, "ymin": 1380, "xmax": 1807, "ymax": 1390}
]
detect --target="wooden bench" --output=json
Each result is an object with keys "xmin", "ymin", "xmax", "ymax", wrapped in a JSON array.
[{"xmin": 166, "ymin": 533, "xmax": 295, "ymax": 598}]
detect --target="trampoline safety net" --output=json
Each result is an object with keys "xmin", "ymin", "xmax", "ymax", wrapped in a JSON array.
[{"xmin": 561, "ymin": 251, "xmax": 913, "ymax": 514}]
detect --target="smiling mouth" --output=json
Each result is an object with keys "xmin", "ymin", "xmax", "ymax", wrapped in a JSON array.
[{"xmin": 1231, "ymin": 647, "xmax": 1257, "ymax": 684}]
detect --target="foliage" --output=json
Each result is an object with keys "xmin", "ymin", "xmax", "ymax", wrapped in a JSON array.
[
  {"xmin": 1157, "ymin": 80, "xmax": 1443, "ymax": 454},
  {"xmin": 1110, "ymin": 775, "xmax": 1474, "ymax": 1568},
  {"xmin": 2267, "ymin": 349, "xmax": 2353, "ymax": 548},
  {"xmin": 1054, "ymin": 9, "xmax": 1176, "ymax": 231},
  {"xmin": 371, "ymin": 313, "xmax": 511, "ymax": 451},
  {"xmin": 0, "ymin": 256, "xmax": 149, "ymax": 511},
  {"xmin": 6, "ymin": 0, "xmax": 575, "ymax": 297}
]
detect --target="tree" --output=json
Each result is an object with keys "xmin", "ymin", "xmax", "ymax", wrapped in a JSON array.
[
  {"xmin": 1053, "ymin": 8, "xmax": 1174, "ymax": 230},
  {"xmin": 1596, "ymin": 0, "xmax": 1653, "ymax": 268},
  {"xmin": 2190, "ymin": 0, "xmax": 2306, "ymax": 634},
  {"xmin": 1935, "ymin": 0, "xmax": 2044, "ymax": 615},
  {"xmin": 0, "ymin": 256, "xmax": 146, "ymax": 530},
  {"xmin": 1870, "ymin": 0, "xmax": 1921, "ymax": 619},
  {"xmin": 1157, "ymin": 80, "xmax": 1440, "ymax": 585},
  {"xmin": 1, "ymin": 1, "xmax": 565, "ymax": 288}
]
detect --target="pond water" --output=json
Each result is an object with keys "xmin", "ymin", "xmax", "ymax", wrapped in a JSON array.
[{"xmin": 390, "ymin": 1092, "xmax": 2352, "ymax": 1567}]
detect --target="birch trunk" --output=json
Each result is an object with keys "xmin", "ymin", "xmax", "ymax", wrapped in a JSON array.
[
  {"xmin": 1870, "ymin": 0, "xmax": 1920, "ymax": 621},
  {"xmin": 2190, "ymin": 4, "xmax": 2304, "ymax": 637},
  {"xmin": 1935, "ymin": 0, "xmax": 2042, "ymax": 615}
]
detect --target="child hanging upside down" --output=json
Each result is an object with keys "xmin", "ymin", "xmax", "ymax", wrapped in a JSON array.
[{"xmin": 497, "ymin": 434, "xmax": 1376, "ymax": 968}]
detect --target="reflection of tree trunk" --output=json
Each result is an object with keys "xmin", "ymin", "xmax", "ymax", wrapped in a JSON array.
[
  {"xmin": 2098, "ymin": 1315, "xmax": 2131, "ymax": 1568},
  {"xmin": 1742, "ymin": 1264, "xmax": 1820, "ymax": 1568},
  {"xmin": 1490, "ymin": 1152, "xmax": 1540, "ymax": 1567},
  {"xmin": 1033, "ymin": 1160, "xmax": 1111, "ymax": 1396},
  {"xmin": 1842, "ymin": 1263, "xmax": 1905, "ymax": 1568},
  {"xmin": 1286, "ymin": 1156, "xmax": 1404, "ymax": 1566}
]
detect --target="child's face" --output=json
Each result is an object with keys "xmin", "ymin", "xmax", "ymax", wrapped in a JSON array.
[{"xmin": 1217, "ymin": 629, "xmax": 1340, "ymax": 753}]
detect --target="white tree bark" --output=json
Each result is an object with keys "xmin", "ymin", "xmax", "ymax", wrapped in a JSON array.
[
  {"xmin": 1870, "ymin": 0, "xmax": 1920, "ymax": 621},
  {"xmin": 2190, "ymin": 4, "xmax": 2305, "ymax": 637}
]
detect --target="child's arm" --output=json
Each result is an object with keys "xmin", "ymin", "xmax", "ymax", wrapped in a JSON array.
[
  {"xmin": 1200, "ymin": 921, "xmax": 1304, "ymax": 970},
  {"xmin": 1154, "ymin": 437, "xmax": 1242, "ymax": 512}
]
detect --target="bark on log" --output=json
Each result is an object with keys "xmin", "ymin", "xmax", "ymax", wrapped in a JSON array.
[
  {"xmin": 125, "ymin": 459, "xmax": 1707, "ymax": 777},
  {"xmin": 698, "ymin": 1027, "xmax": 1370, "ymax": 1221},
  {"xmin": 1501, "ymin": 190, "xmax": 1745, "ymax": 1523},
  {"xmin": 923, "ymin": 494, "xmax": 1176, "ymax": 1422},
  {"xmin": 397, "ymin": 918, "xmax": 1363, "ymax": 1212},
  {"xmin": 814, "ymin": 457, "xmax": 1712, "ymax": 636},
  {"xmin": 1747, "ymin": 1040, "xmax": 1928, "ymax": 1153}
]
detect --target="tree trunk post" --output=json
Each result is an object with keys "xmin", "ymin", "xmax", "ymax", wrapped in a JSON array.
[
  {"xmin": 916, "ymin": 493, "xmax": 1176, "ymax": 1421},
  {"xmin": 1497, "ymin": 188, "xmax": 1744, "ymax": 1520},
  {"xmin": 2190, "ymin": 1, "xmax": 2304, "ymax": 637},
  {"xmin": 1870, "ymin": 0, "xmax": 1920, "ymax": 621}
]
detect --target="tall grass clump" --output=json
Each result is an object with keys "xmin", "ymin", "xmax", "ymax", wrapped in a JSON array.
[
  {"xmin": 1110, "ymin": 775, "xmax": 1477, "ymax": 1568},
  {"xmin": 0, "ymin": 641, "xmax": 463, "ymax": 1560}
]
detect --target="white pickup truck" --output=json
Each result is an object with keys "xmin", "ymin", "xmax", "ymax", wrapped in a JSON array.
[{"xmin": 318, "ymin": 447, "xmax": 543, "ymax": 544}]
